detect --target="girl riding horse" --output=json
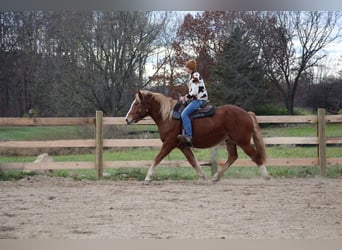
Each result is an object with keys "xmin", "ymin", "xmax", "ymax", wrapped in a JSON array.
[{"xmin": 178, "ymin": 59, "xmax": 209, "ymax": 146}]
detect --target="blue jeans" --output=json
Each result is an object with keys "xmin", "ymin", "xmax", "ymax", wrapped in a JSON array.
[{"xmin": 181, "ymin": 100, "xmax": 205, "ymax": 138}]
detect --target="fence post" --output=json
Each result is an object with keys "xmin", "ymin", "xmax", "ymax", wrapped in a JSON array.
[
  {"xmin": 317, "ymin": 108, "xmax": 327, "ymax": 177},
  {"xmin": 95, "ymin": 110, "xmax": 104, "ymax": 179}
]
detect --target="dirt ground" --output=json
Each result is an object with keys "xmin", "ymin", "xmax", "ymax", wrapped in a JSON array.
[{"xmin": 1, "ymin": 176, "xmax": 342, "ymax": 239}]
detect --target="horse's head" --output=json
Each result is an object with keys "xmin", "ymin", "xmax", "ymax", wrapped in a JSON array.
[{"xmin": 125, "ymin": 90, "xmax": 150, "ymax": 124}]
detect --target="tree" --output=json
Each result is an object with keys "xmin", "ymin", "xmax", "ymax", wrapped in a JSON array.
[
  {"xmin": 244, "ymin": 11, "xmax": 342, "ymax": 114},
  {"xmin": 0, "ymin": 11, "xmax": 169, "ymax": 117},
  {"xmin": 305, "ymin": 77, "xmax": 342, "ymax": 114},
  {"xmin": 143, "ymin": 12, "xmax": 184, "ymax": 98},
  {"xmin": 0, "ymin": 11, "xmax": 44, "ymax": 117},
  {"xmin": 75, "ymin": 11, "xmax": 168, "ymax": 116},
  {"xmin": 210, "ymin": 27, "xmax": 270, "ymax": 110},
  {"xmin": 173, "ymin": 11, "xmax": 238, "ymax": 80}
]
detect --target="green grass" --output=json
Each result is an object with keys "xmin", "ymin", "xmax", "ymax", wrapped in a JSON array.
[
  {"xmin": 1, "ymin": 146, "xmax": 339, "ymax": 163},
  {"xmin": 261, "ymin": 123, "xmax": 342, "ymax": 137},
  {"xmin": 1, "ymin": 146, "xmax": 341, "ymax": 181},
  {"xmin": 1, "ymin": 124, "xmax": 341, "ymax": 141},
  {"xmin": 0, "ymin": 126, "xmax": 93, "ymax": 141},
  {"xmin": 1, "ymin": 123, "xmax": 341, "ymax": 181},
  {"xmin": 2, "ymin": 165, "xmax": 342, "ymax": 182},
  {"xmin": 0, "ymin": 170, "xmax": 37, "ymax": 181}
]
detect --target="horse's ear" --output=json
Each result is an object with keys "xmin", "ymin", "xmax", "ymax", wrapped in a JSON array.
[{"xmin": 137, "ymin": 90, "xmax": 144, "ymax": 102}]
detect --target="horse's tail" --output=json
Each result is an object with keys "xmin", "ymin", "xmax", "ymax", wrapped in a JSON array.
[{"xmin": 248, "ymin": 111, "xmax": 267, "ymax": 165}]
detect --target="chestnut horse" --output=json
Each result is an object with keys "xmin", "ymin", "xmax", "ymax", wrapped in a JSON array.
[{"xmin": 125, "ymin": 90, "xmax": 271, "ymax": 184}]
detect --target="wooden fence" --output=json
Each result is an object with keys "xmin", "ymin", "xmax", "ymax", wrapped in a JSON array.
[{"xmin": 0, "ymin": 108, "xmax": 341, "ymax": 179}]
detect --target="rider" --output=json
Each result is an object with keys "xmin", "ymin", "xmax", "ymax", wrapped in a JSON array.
[{"xmin": 177, "ymin": 59, "xmax": 208, "ymax": 146}]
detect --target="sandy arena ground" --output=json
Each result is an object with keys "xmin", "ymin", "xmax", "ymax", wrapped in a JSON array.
[{"xmin": 1, "ymin": 176, "xmax": 342, "ymax": 239}]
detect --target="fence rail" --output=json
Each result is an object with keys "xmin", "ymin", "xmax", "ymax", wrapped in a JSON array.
[
  {"xmin": 0, "ymin": 108, "xmax": 341, "ymax": 179},
  {"xmin": 1, "ymin": 137, "xmax": 342, "ymax": 149}
]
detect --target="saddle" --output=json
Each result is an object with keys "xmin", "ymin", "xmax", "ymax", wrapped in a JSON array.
[{"xmin": 172, "ymin": 101, "xmax": 216, "ymax": 120}]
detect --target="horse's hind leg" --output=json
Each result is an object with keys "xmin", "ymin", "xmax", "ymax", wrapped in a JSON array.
[
  {"xmin": 212, "ymin": 140, "xmax": 238, "ymax": 182},
  {"xmin": 180, "ymin": 147, "xmax": 206, "ymax": 181},
  {"xmin": 239, "ymin": 143, "xmax": 271, "ymax": 180}
]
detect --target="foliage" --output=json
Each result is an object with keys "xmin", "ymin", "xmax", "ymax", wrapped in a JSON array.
[
  {"xmin": 0, "ymin": 11, "xmax": 168, "ymax": 117},
  {"xmin": 1, "ymin": 11, "xmax": 342, "ymax": 118},
  {"xmin": 173, "ymin": 11, "xmax": 342, "ymax": 115},
  {"xmin": 243, "ymin": 11, "xmax": 342, "ymax": 114},
  {"xmin": 209, "ymin": 27, "xmax": 270, "ymax": 109},
  {"xmin": 173, "ymin": 12, "xmax": 234, "ymax": 80},
  {"xmin": 254, "ymin": 104, "xmax": 289, "ymax": 115},
  {"xmin": 304, "ymin": 77, "xmax": 342, "ymax": 114}
]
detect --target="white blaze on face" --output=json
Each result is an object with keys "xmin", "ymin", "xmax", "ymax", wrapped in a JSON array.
[{"xmin": 125, "ymin": 99, "xmax": 137, "ymax": 122}]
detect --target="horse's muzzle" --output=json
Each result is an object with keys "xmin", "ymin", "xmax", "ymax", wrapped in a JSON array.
[{"xmin": 125, "ymin": 118, "xmax": 135, "ymax": 125}]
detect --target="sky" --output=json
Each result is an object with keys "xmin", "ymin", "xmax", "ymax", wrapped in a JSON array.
[{"xmin": 323, "ymin": 41, "xmax": 342, "ymax": 77}]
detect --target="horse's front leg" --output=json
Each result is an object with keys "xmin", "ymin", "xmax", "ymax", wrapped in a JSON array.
[
  {"xmin": 144, "ymin": 143, "xmax": 174, "ymax": 185},
  {"xmin": 180, "ymin": 147, "xmax": 206, "ymax": 181}
]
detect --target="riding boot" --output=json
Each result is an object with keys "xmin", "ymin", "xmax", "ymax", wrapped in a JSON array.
[{"xmin": 177, "ymin": 134, "xmax": 193, "ymax": 147}]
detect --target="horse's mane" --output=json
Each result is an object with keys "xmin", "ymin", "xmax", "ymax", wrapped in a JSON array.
[{"xmin": 139, "ymin": 90, "xmax": 177, "ymax": 121}]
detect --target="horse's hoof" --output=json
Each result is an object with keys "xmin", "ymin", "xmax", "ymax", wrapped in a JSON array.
[
  {"xmin": 263, "ymin": 175, "xmax": 272, "ymax": 181},
  {"xmin": 212, "ymin": 174, "xmax": 220, "ymax": 182},
  {"xmin": 143, "ymin": 179, "xmax": 152, "ymax": 185},
  {"xmin": 212, "ymin": 178, "xmax": 220, "ymax": 183},
  {"xmin": 197, "ymin": 177, "xmax": 206, "ymax": 185}
]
